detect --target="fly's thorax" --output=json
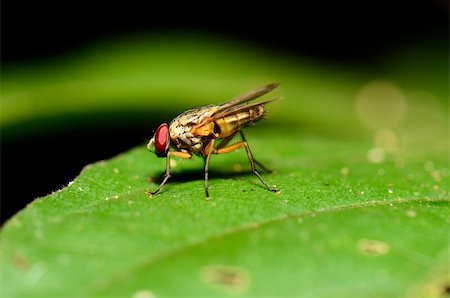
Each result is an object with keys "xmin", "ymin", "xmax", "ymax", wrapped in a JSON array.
[
  {"xmin": 167, "ymin": 105, "xmax": 219, "ymax": 155},
  {"xmin": 169, "ymin": 121, "xmax": 205, "ymax": 155},
  {"xmin": 171, "ymin": 105, "xmax": 216, "ymax": 127}
]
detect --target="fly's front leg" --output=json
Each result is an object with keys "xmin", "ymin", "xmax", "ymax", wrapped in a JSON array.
[
  {"xmin": 215, "ymin": 132, "xmax": 278, "ymax": 193},
  {"xmin": 148, "ymin": 153, "xmax": 171, "ymax": 196},
  {"xmin": 148, "ymin": 151, "xmax": 192, "ymax": 196}
]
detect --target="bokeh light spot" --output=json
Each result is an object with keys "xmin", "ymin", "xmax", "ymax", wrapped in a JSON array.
[{"xmin": 356, "ymin": 80, "xmax": 407, "ymax": 130}]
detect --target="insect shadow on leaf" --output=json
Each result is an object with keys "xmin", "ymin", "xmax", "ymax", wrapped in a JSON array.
[{"xmin": 148, "ymin": 162, "xmax": 273, "ymax": 187}]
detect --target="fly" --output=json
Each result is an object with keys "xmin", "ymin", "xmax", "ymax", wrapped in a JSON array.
[{"xmin": 147, "ymin": 83, "xmax": 281, "ymax": 199}]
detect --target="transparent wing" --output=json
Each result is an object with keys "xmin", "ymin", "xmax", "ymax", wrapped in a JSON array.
[{"xmin": 193, "ymin": 83, "xmax": 280, "ymax": 130}]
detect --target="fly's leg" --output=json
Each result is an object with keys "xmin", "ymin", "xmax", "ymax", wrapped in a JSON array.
[
  {"xmin": 148, "ymin": 151, "xmax": 192, "ymax": 196},
  {"xmin": 203, "ymin": 139, "xmax": 216, "ymax": 200},
  {"xmin": 239, "ymin": 131, "xmax": 273, "ymax": 173},
  {"xmin": 217, "ymin": 131, "xmax": 273, "ymax": 173},
  {"xmin": 215, "ymin": 131, "xmax": 278, "ymax": 193},
  {"xmin": 148, "ymin": 153, "xmax": 171, "ymax": 196},
  {"xmin": 254, "ymin": 159, "xmax": 273, "ymax": 173}
]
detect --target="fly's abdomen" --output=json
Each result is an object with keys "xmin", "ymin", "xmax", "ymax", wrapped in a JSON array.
[{"xmin": 215, "ymin": 105, "xmax": 264, "ymax": 138}]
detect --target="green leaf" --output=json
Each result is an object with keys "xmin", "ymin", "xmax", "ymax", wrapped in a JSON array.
[
  {"xmin": 1, "ymin": 35, "xmax": 449, "ymax": 297},
  {"xmin": 1, "ymin": 130, "xmax": 448, "ymax": 297}
]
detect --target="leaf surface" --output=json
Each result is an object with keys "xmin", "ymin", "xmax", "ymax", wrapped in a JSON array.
[{"xmin": 1, "ymin": 131, "xmax": 448, "ymax": 297}]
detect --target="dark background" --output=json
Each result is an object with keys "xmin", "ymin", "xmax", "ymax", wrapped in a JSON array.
[
  {"xmin": 3, "ymin": 2, "xmax": 448, "ymax": 64},
  {"xmin": 1, "ymin": 1, "xmax": 448, "ymax": 223}
]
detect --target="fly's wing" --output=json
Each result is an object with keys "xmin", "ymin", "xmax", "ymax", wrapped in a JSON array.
[
  {"xmin": 217, "ymin": 83, "xmax": 279, "ymax": 110},
  {"xmin": 212, "ymin": 97, "xmax": 280, "ymax": 121},
  {"xmin": 192, "ymin": 83, "xmax": 280, "ymax": 130}
]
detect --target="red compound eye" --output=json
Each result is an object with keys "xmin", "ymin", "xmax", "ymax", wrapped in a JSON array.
[{"xmin": 154, "ymin": 123, "xmax": 169, "ymax": 154}]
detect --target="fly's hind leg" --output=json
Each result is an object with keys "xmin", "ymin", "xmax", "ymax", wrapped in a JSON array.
[
  {"xmin": 239, "ymin": 131, "xmax": 273, "ymax": 173},
  {"xmin": 254, "ymin": 159, "xmax": 273, "ymax": 173},
  {"xmin": 148, "ymin": 151, "xmax": 192, "ymax": 196},
  {"xmin": 215, "ymin": 131, "xmax": 278, "ymax": 193}
]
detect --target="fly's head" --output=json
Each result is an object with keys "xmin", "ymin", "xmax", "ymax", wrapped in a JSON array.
[{"xmin": 147, "ymin": 123, "xmax": 170, "ymax": 157}]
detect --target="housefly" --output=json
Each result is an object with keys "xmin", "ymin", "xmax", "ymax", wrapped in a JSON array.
[{"xmin": 147, "ymin": 83, "xmax": 280, "ymax": 199}]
